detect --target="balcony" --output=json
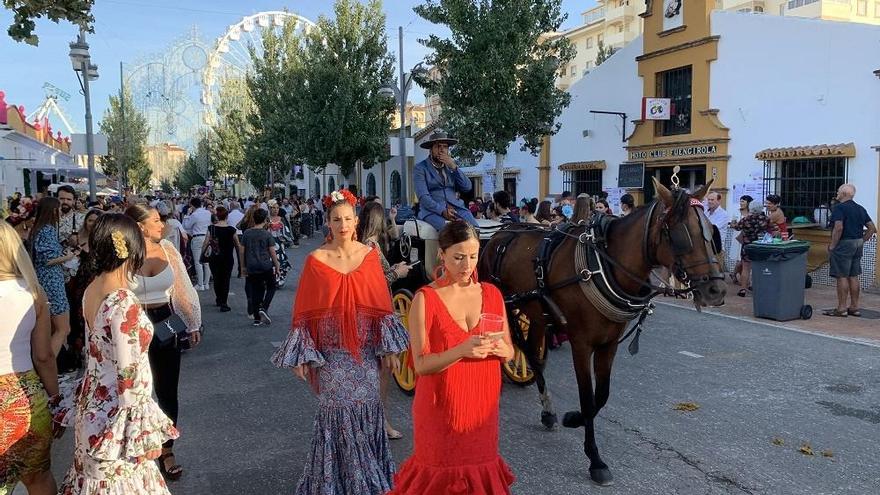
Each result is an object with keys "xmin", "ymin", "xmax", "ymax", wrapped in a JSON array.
[
  {"xmin": 603, "ymin": 30, "xmax": 627, "ymax": 48},
  {"xmin": 582, "ymin": 7, "xmax": 607, "ymax": 26},
  {"xmin": 605, "ymin": 3, "xmax": 637, "ymax": 23}
]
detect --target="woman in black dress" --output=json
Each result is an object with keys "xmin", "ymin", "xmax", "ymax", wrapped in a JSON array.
[{"xmin": 203, "ymin": 206, "xmax": 241, "ymax": 312}]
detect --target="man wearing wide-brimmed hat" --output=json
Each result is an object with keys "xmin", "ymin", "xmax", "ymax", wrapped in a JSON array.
[{"xmin": 413, "ymin": 130, "xmax": 479, "ymax": 231}]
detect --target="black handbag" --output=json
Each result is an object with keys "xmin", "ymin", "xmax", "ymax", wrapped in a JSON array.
[{"xmin": 144, "ymin": 304, "xmax": 186, "ymax": 347}]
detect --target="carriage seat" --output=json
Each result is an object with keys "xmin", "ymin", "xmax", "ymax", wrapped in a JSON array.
[{"xmin": 402, "ymin": 219, "xmax": 439, "ymax": 240}]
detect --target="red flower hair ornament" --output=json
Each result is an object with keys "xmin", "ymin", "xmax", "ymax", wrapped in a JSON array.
[{"xmin": 322, "ymin": 189, "xmax": 358, "ymax": 209}]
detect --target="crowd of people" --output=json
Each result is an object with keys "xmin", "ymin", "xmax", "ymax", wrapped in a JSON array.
[
  {"xmin": 0, "ymin": 187, "xmax": 358, "ymax": 495},
  {"xmin": 1, "ymin": 169, "xmax": 874, "ymax": 495}
]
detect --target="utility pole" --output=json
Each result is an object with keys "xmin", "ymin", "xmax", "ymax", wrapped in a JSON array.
[
  {"xmin": 398, "ymin": 26, "xmax": 408, "ymax": 205},
  {"xmin": 119, "ymin": 61, "xmax": 126, "ymax": 191}
]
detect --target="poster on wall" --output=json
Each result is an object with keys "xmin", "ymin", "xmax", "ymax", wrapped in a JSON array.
[
  {"xmin": 603, "ymin": 187, "xmax": 627, "ymax": 216},
  {"xmin": 663, "ymin": 0, "xmax": 684, "ymax": 31},
  {"xmin": 730, "ymin": 176, "xmax": 765, "ymax": 217}
]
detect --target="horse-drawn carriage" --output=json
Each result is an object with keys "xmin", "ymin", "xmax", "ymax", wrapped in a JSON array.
[
  {"xmin": 384, "ymin": 176, "xmax": 727, "ymax": 486},
  {"xmin": 386, "ymin": 217, "xmax": 538, "ymax": 395}
]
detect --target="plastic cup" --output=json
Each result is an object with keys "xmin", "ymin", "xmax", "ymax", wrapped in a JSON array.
[{"xmin": 478, "ymin": 313, "xmax": 504, "ymax": 337}]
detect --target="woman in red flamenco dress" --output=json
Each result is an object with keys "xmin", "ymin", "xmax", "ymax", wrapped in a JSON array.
[{"xmin": 389, "ymin": 221, "xmax": 516, "ymax": 495}]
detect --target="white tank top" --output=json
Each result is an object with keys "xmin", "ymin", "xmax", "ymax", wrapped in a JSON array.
[
  {"xmin": 130, "ymin": 264, "xmax": 174, "ymax": 305},
  {"xmin": 0, "ymin": 278, "xmax": 38, "ymax": 374}
]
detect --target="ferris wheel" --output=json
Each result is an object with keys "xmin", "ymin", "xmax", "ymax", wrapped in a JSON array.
[{"xmin": 201, "ymin": 11, "xmax": 317, "ymax": 125}]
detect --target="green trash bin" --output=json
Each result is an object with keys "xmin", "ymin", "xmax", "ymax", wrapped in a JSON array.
[{"xmin": 743, "ymin": 240, "xmax": 813, "ymax": 321}]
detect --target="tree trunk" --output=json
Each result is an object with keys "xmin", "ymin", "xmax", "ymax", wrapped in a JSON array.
[{"xmin": 494, "ymin": 153, "xmax": 506, "ymax": 194}]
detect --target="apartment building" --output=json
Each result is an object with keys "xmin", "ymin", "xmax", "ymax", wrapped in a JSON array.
[
  {"xmin": 555, "ymin": 0, "xmax": 646, "ymax": 90},
  {"xmin": 720, "ymin": 0, "xmax": 880, "ymax": 23},
  {"xmin": 556, "ymin": 0, "xmax": 880, "ymax": 88}
]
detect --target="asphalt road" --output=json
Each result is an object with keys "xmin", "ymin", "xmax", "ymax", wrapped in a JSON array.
[{"xmin": 25, "ymin": 234, "xmax": 880, "ymax": 495}]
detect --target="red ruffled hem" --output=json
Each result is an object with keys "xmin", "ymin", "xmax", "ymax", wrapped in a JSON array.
[{"xmin": 388, "ymin": 456, "xmax": 515, "ymax": 495}]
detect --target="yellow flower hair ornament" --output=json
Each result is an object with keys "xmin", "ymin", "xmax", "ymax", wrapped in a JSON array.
[{"xmin": 111, "ymin": 231, "xmax": 129, "ymax": 260}]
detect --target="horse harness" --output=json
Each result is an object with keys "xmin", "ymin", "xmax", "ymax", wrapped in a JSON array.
[{"xmin": 489, "ymin": 197, "xmax": 723, "ymax": 355}]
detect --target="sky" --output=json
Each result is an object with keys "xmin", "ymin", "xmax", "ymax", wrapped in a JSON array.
[{"xmin": 0, "ymin": 0, "xmax": 590, "ymax": 141}]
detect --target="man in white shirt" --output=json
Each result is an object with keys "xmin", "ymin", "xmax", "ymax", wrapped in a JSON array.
[
  {"xmin": 56, "ymin": 185, "xmax": 85, "ymax": 246},
  {"xmin": 227, "ymin": 201, "xmax": 245, "ymax": 277},
  {"xmin": 706, "ymin": 192, "xmax": 730, "ymax": 260},
  {"xmin": 183, "ymin": 197, "xmax": 213, "ymax": 290}
]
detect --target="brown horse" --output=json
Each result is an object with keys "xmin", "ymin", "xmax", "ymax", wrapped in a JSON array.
[{"xmin": 479, "ymin": 178, "xmax": 726, "ymax": 485}]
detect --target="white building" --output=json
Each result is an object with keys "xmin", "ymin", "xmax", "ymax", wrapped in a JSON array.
[{"xmin": 0, "ymin": 92, "xmax": 76, "ymax": 200}]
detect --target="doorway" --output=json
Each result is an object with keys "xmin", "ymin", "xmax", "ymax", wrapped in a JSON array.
[{"xmin": 643, "ymin": 165, "xmax": 705, "ymax": 203}]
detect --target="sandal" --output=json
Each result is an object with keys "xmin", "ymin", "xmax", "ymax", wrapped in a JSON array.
[
  {"xmin": 157, "ymin": 452, "xmax": 183, "ymax": 481},
  {"xmin": 385, "ymin": 426, "xmax": 403, "ymax": 440},
  {"xmin": 847, "ymin": 308, "xmax": 862, "ymax": 317},
  {"xmin": 822, "ymin": 309, "xmax": 848, "ymax": 317}
]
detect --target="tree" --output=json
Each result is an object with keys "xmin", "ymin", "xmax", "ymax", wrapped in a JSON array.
[
  {"xmin": 98, "ymin": 89, "xmax": 152, "ymax": 192},
  {"xmin": 173, "ymin": 138, "xmax": 210, "ymax": 192},
  {"xmin": 595, "ymin": 40, "xmax": 611, "ymax": 66},
  {"xmin": 414, "ymin": 0, "xmax": 574, "ymax": 191},
  {"xmin": 3, "ymin": 0, "xmax": 94, "ymax": 45},
  {"xmin": 245, "ymin": 17, "xmax": 304, "ymax": 189},
  {"xmin": 285, "ymin": 0, "xmax": 395, "ymax": 178},
  {"xmin": 211, "ymin": 76, "xmax": 253, "ymax": 182}
]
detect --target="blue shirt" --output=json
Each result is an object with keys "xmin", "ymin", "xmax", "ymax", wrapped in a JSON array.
[{"xmin": 830, "ymin": 200, "xmax": 871, "ymax": 240}]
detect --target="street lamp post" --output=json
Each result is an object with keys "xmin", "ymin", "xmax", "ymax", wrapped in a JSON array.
[
  {"xmin": 381, "ymin": 26, "xmax": 426, "ymax": 206},
  {"xmin": 69, "ymin": 28, "xmax": 99, "ymax": 203}
]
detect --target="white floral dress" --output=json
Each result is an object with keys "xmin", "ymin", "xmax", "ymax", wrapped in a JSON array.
[{"xmin": 58, "ymin": 289, "xmax": 179, "ymax": 495}]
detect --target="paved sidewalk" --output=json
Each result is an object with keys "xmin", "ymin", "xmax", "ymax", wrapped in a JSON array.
[{"xmin": 658, "ymin": 279, "xmax": 880, "ymax": 346}]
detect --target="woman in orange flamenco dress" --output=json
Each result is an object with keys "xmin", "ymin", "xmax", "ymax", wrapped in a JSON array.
[
  {"xmin": 271, "ymin": 190, "xmax": 408, "ymax": 495},
  {"xmin": 390, "ymin": 221, "xmax": 516, "ymax": 495}
]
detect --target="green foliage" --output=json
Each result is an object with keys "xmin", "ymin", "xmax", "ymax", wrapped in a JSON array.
[
  {"xmin": 244, "ymin": 18, "xmax": 303, "ymax": 189},
  {"xmin": 288, "ymin": 0, "xmax": 395, "ymax": 176},
  {"xmin": 414, "ymin": 0, "xmax": 574, "ymax": 168},
  {"xmin": 159, "ymin": 178, "xmax": 174, "ymax": 194},
  {"xmin": 595, "ymin": 40, "xmax": 611, "ymax": 66},
  {"xmin": 98, "ymin": 89, "xmax": 151, "ymax": 192},
  {"xmin": 245, "ymin": 0, "xmax": 395, "ymax": 184},
  {"xmin": 172, "ymin": 135, "xmax": 212, "ymax": 192},
  {"xmin": 3, "ymin": 0, "xmax": 94, "ymax": 45},
  {"xmin": 211, "ymin": 77, "xmax": 252, "ymax": 180},
  {"xmin": 173, "ymin": 156, "xmax": 206, "ymax": 192}
]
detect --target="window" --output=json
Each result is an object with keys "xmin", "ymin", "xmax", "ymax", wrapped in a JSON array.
[
  {"xmin": 762, "ymin": 157, "xmax": 847, "ymax": 223},
  {"xmin": 570, "ymin": 65, "xmax": 578, "ymax": 76},
  {"xmin": 779, "ymin": 4, "xmax": 785, "ymax": 14},
  {"xmin": 787, "ymin": 0, "xmax": 818, "ymax": 8},
  {"xmin": 328, "ymin": 176, "xmax": 336, "ymax": 192},
  {"xmin": 755, "ymin": 5, "xmax": 764, "ymax": 12},
  {"xmin": 857, "ymin": 0, "xmax": 867, "ymax": 14},
  {"xmin": 597, "ymin": 33, "xmax": 604, "ymax": 44},
  {"xmin": 313, "ymin": 177, "xmax": 321, "ymax": 196},
  {"xmin": 366, "ymin": 173, "xmax": 376, "ymax": 197},
  {"xmin": 617, "ymin": 24, "xmax": 624, "ymax": 33},
  {"xmin": 586, "ymin": 37, "xmax": 593, "ymax": 49},
  {"xmin": 563, "ymin": 169, "xmax": 603, "ymax": 197},
  {"xmin": 656, "ymin": 65, "xmax": 692, "ymax": 136}
]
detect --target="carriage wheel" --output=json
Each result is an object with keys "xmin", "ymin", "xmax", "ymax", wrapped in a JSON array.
[
  {"xmin": 392, "ymin": 290, "xmax": 417, "ymax": 396},
  {"xmin": 503, "ymin": 312, "xmax": 537, "ymax": 386}
]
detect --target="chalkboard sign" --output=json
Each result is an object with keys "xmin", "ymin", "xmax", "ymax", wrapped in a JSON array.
[{"xmin": 618, "ymin": 163, "xmax": 645, "ymax": 188}]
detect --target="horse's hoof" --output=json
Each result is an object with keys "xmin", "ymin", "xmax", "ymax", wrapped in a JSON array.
[
  {"xmin": 562, "ymin": 411, "xmax": 583, "ymax": 428},
  {"xmin": 590, "ymin": 467, "xmax": 614, "ymax": 486},
  {"xmin": 540, "ymin": 411, "xmax": 558, "ymax": 430}
]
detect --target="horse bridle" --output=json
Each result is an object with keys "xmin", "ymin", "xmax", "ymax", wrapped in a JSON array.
[{"xmin": 658, "ymin": 199, "xmax": 725, "ymax": 288}]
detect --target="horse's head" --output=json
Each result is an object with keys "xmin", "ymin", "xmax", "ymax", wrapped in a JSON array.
[{"xmin": 652, "ymin": 177, "xmax": 726, "ymax": 308}]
